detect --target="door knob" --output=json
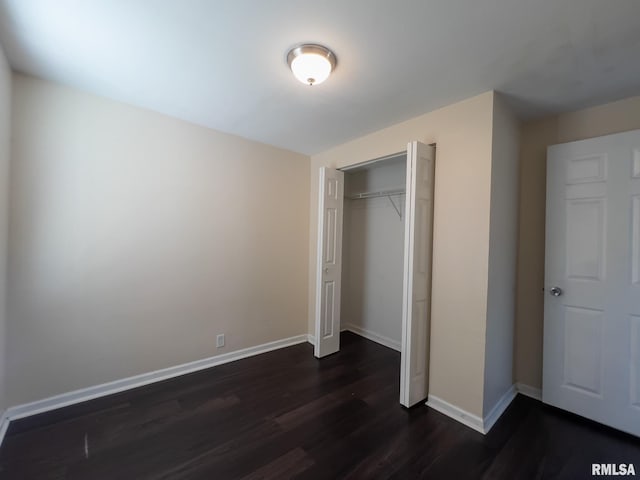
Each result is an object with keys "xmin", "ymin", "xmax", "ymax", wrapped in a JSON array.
[
  {"xmin": 323, "ymin": 267, "xmax": 329, "ymax": 274},
  {"xmin": 549, "ymin": 286, "xmax": 563, "ymax": 297}
]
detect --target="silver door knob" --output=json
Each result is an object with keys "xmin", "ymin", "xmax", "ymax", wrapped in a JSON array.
[
  {"xmin": 549, "ymin": 286, "xmax": 563, "ymax": 297},
  {"xmin": 323, "ymin": 267, "xmax": 329, "ymax": 274}
]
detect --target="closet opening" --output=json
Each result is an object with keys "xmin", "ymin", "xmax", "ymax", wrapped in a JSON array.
[
  {"xmin": 314, "ymin": 141, "xmax": 435, "ymax": 407},
  {"xmin": 340, "ymin": 153, "xmax": 407, "ymax": 354}
]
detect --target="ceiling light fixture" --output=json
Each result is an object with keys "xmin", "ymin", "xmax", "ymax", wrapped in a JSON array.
[{"xmin": 286, "ymin": 44, "xmax": 337, "ymax": 86}]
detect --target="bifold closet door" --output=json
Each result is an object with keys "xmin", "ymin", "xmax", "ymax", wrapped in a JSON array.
[
  {"xmin": 314, "ymin": 167, "xmax": 344, "ymax": 358},
  {"xmin": 400, "ymin": 141, "xmax": 435, "ymax": 407}
]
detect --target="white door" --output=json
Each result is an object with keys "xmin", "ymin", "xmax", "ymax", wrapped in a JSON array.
[
  {"xmin": 400, "ymin": 141, "xmax": 435, "ymax": 407},
  {"xmin": 314, "ymin": 167, "xmax": 344, "ymax": 358},
  {"xmin": 544, "ymin": 129, "xmax": 640, "ymax": 437}
]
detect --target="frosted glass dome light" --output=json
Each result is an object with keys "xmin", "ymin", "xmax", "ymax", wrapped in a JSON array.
[{"xmin": 287, "ymin": 44, "xmax": 337, "ymax": 86}]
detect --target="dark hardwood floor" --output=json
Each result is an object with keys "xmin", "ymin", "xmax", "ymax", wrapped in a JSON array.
[{"xmin": 1, "ymin": 332, "xmax": 639, "ymax": 479}]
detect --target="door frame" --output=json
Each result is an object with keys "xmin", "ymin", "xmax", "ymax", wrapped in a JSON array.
[{"xmin": 313, "ymin": 142, "xmax": 435, "ymax": 407}]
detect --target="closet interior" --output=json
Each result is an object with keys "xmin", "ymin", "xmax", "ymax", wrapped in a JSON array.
[{"xmin": 340, "ymin": 153, "xmax": 407, "ymax": 350}]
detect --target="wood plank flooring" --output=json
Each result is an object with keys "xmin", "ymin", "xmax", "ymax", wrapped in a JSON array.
[{"xmin": 1, "ymin": 332, "xmax": 639, "ymax": 479}]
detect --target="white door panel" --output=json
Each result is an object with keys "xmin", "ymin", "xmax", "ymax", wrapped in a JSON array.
[
  {"xmin": 315, "ymin": 167, "xmax": 344, "ymax": 358},
  {"xmin": 544, "ymin": 129, "xmax": 640, "ymax": 437},
  {"xmin": 400, "ymin": 141, "xmax": 435, "ymax": 407}
]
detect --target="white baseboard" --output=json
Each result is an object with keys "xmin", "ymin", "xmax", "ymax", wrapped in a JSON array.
[
  {"xmin": 483, "ymin": 384, "xmax": 517, "ymax": 433},
  {"xmin": 307, "ymin": 325, "xmax": 346, "ymax": 346},
  {"xmin": 0, "ymin": 410, "xmax": 9, "ymax": 448},
  {"xmin": 307, "ymin": 329, "xmax": 350, "ymax": 345},
  {"xmin": 307, "ymin": 325, "xmax": 399, "ymax": 352},
  {"xmin": 0, "ymin": 332, "xmax": 543, "ymax": 450},
  {"xmin": 343, "ymin": 323, "xmax": 401, "ymax": 352},
  {"xmin": 427, "ymin": 384, "xmax": 517, "ymax": 435},
  {"xmin": 307, "ymin": 323, "xmax": 401, "ymax": 352},
  {"xmin": 427, "ymin": 394, "xmax": 485, "ymax": 434},
  {"xmin": 1, "ymin": 333, "xmax": 309, "ymax": 436},
  {"xmin": 515, "ymin": 382, "xmax": 542, "ymax": 401}
]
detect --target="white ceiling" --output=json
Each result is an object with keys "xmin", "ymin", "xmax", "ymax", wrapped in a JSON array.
[{"xmin": 1, "ymin": 1, "xmax": 640, "ymax": 155}]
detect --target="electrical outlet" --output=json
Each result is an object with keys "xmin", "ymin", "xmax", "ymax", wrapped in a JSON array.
[{"xmin": 216, "ymin": 334, "xmax": 225, "ymax": 348}]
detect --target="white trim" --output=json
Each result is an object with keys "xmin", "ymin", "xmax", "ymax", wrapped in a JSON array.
[
  {"xmin": 0, "ymin": 333, "xmax": 543, "ymax": 450},
  {"xmin": 308, "ymin": 325, "xmax": 356, "ymax": 347},
  {"xmin": 483, "ymin": 384, "xmax": 517, "ymax": 433},
  {"xmin": 427, "ymin": 384, "xmax": 517, "ymax": 435},
  {"xmin": 426, "ymin": 394, "xmax": 485, "ymax": 434},
  {"xmin": 515, "ymin": 382, "xmax": 542, "ymax": 401},
  {"xmin": 343, "ymin": 323, "xmax": 401, "ymax": 352},
  {"xmin": 2, "ymin": 334, "xmax": 309, "ymax": 426},
  {"xmin": 0, "ymin": 410, "xmax": 9, "ymax": 447},
  {"xmin": 338, "ymin": 150, "xmax": 406, "ymax": 172}
]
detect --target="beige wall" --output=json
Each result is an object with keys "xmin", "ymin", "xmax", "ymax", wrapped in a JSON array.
[
  {"xmin": 515, "ymin": 95, "xmax": 640, "ymax": 389},
  {"xmin": 483, "ymin": 94, "xmax": 520, "ymax": 414},
  {"xmin": 7, "ymin": 74, "xmax": 310, "ymax": 405},
  {"xmin": 0, "ymin": 44, "xmax": 10, "ymax": 411},
  {"xmin": 310, "ymin": 92, "xmax": 495, "ymax": 416}
]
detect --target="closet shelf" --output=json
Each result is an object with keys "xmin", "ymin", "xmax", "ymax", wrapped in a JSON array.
[
  {"xmin": 346, "ymin": 187, "xmax": 405, "ymax": 219},
  {"xmin": 346, "ymin": 187, "xmax": 406, "ymax": 200}
]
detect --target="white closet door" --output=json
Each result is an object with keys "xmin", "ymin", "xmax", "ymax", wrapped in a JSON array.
[
  {"xmin": 544, "ymin": 129, "xmax": 640, "ymax": 437},
  {"xmin": 400, "ymin": 141, "xmax": 435, "ymax": 407},
  {"xmin": 314, "ymin": 167, "xmax": 345, "ymax": 358}
]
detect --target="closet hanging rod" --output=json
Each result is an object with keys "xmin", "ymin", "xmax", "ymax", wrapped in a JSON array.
[{"xmin": 346, "ymin": 188, "xmax": 406, "ymax": 200}]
